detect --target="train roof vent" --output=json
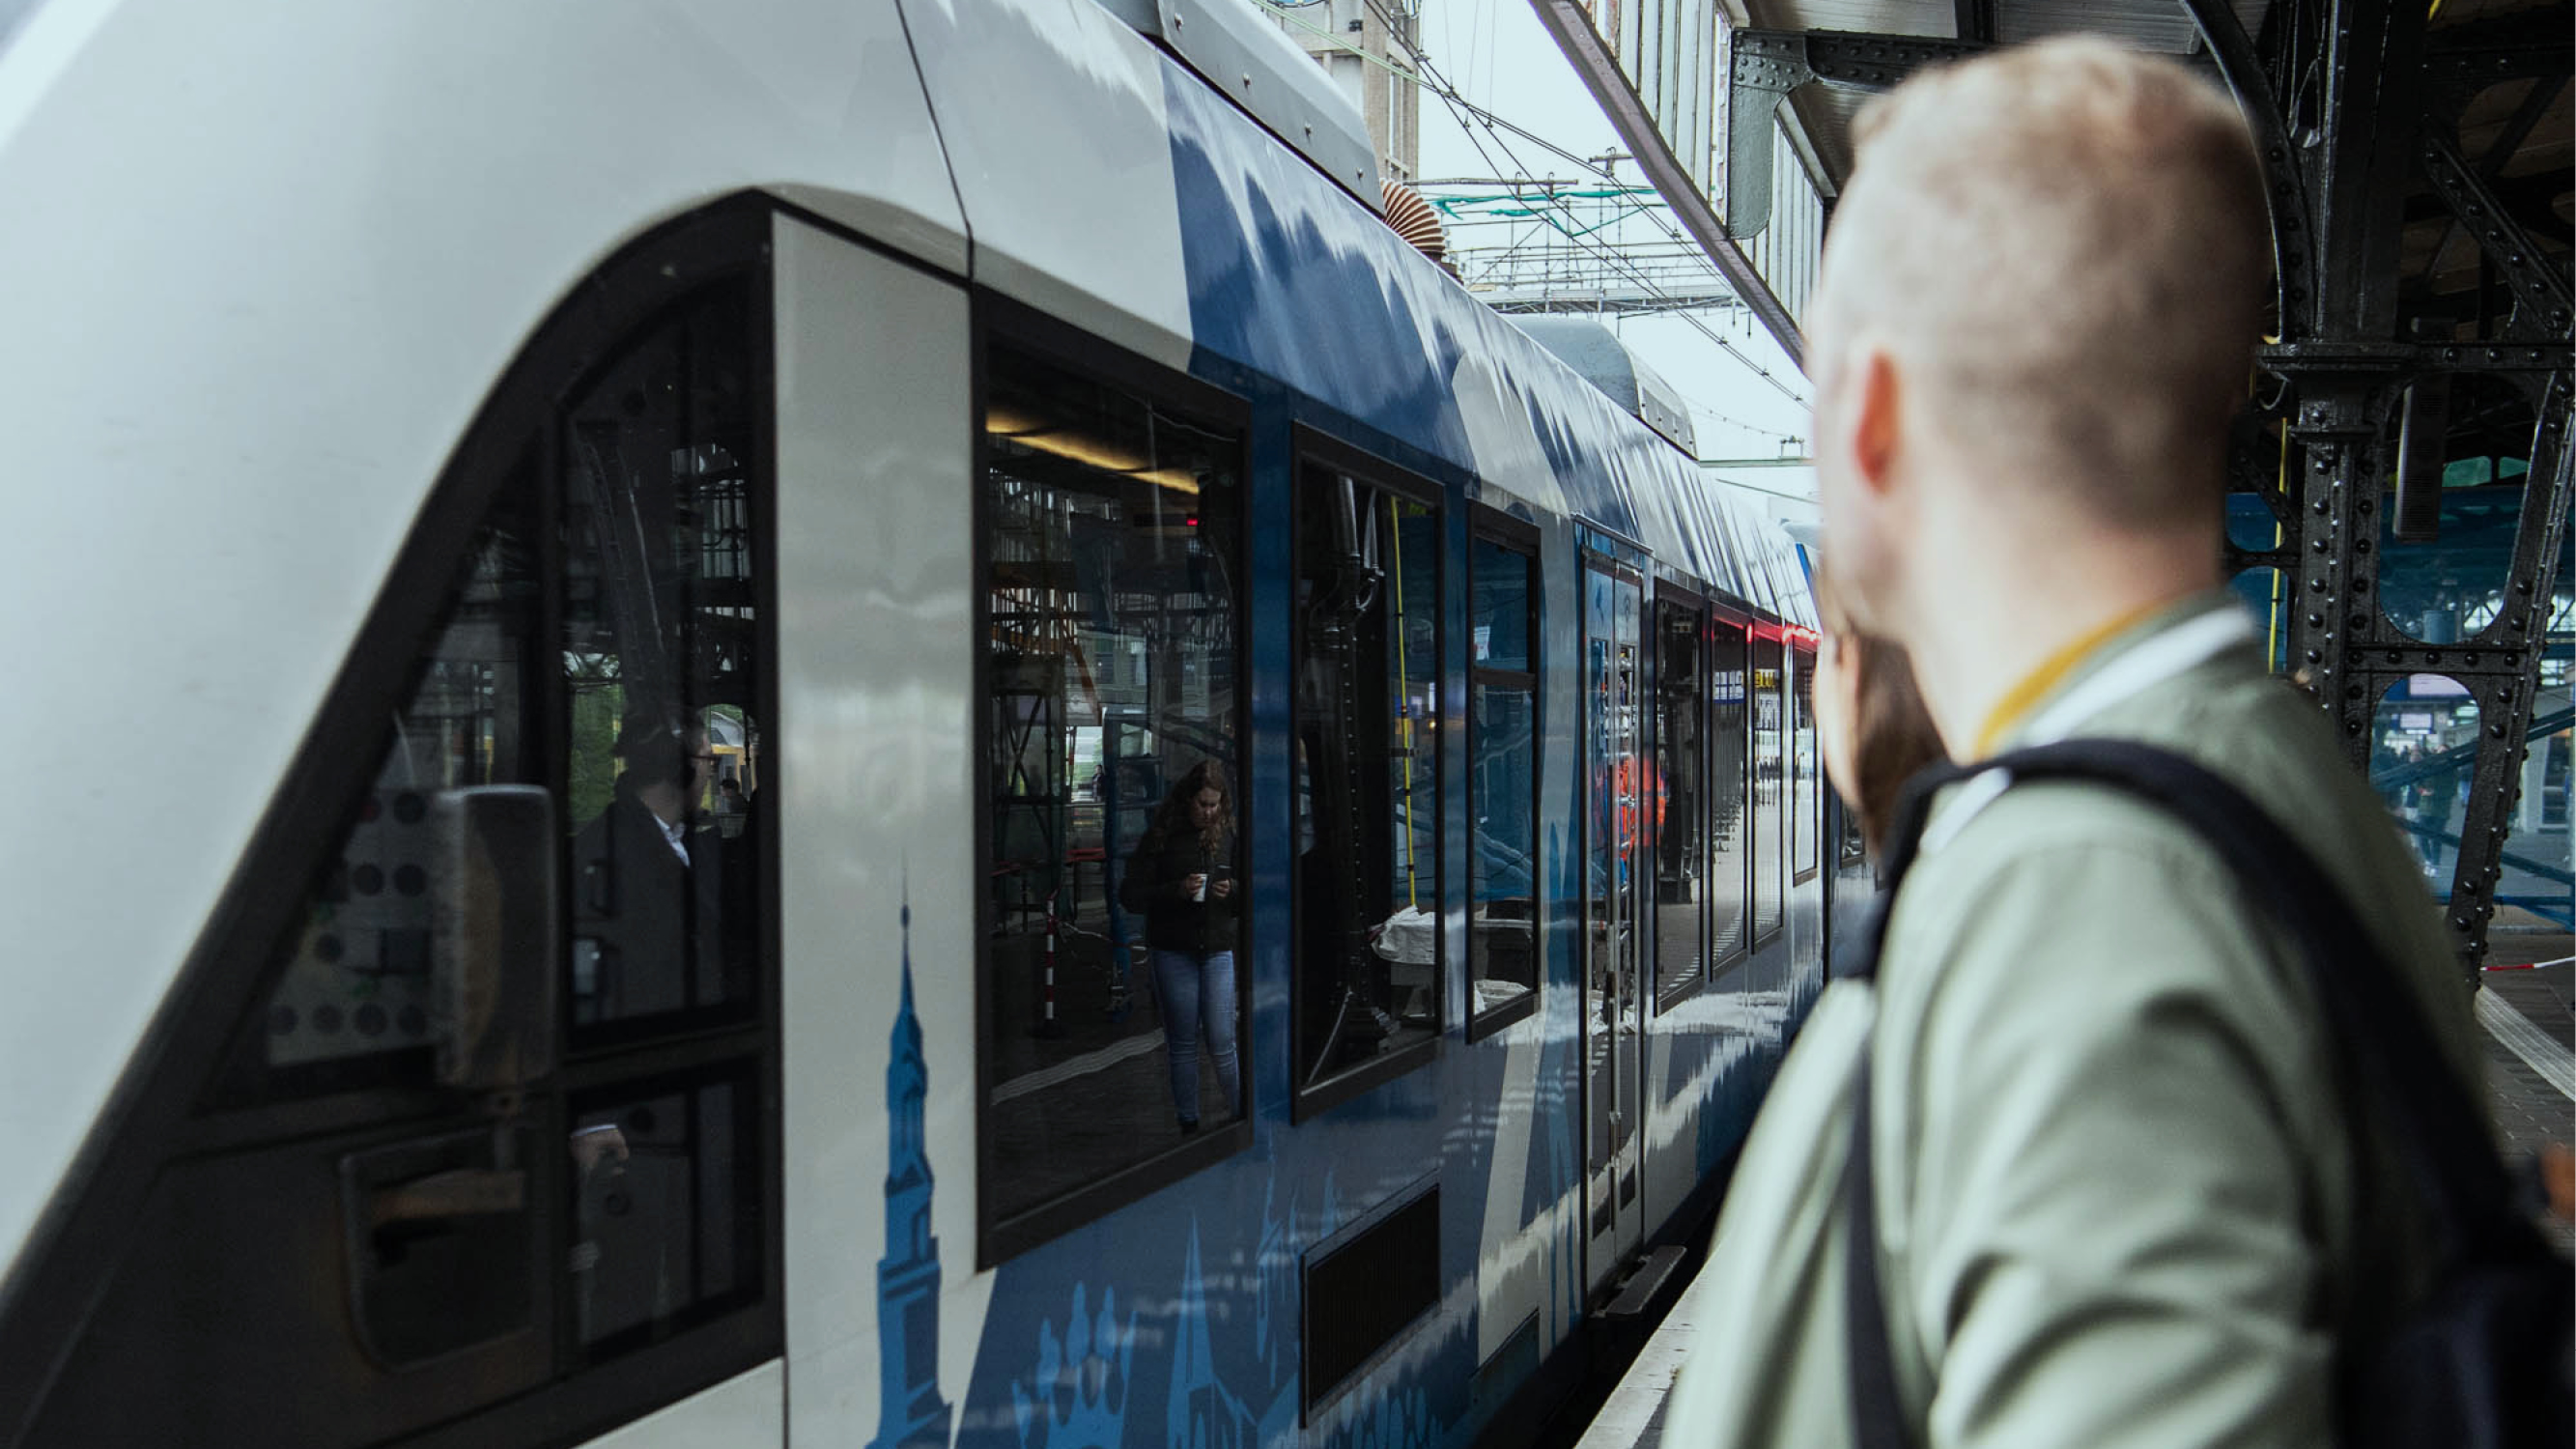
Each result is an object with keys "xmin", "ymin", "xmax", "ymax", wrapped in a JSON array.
[
  {"xmin": 1512, "ymin": 317, "xmax": 1698, "ymax": 457},
  {"xmin": 1097, "ymin": 0, "xmax": 1384, "ymax": 214},
  {"xmin": 1382, "ymin": 181, "xmax": 1450, "ymax": 268}
]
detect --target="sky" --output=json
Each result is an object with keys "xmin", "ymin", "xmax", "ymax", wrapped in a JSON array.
[{"xmin": 1408, "ymin": 0, "xmax": 1822, "ymax": 522}]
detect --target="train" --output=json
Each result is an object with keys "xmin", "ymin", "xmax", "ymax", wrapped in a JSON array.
[{"xmin": 0, "ymin": 2, "xmax": 1860, "ymax": 1445}]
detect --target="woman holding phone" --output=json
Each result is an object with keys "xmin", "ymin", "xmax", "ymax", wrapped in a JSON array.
[{"xmin": 1119, "ymin": 760, "xmax": 1243, "ymax": 1132}]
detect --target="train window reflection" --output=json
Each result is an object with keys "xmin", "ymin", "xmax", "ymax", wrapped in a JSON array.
[
  {"xmin": 1294, "ymin": 461, "xmax": 1441, "ymax": 1099},
  {"xmin": 1750, "ymin": 635, "xmax": 1786, "ymax": 943},
  {"xmin": 1470, "ymin": 532, "xmax": 1539, "ymax": 1032},
  {"xmin": 1708, "ymin": 620, "xmax": 1750, "ymax": 966},
  {"xmin": 980, "ymin": 344, "xmax": 1245, "ymax": 1229},
  {"xmin": 1793, "ymin": 647, "xmax": 1820, "ymax": 883},
  {"xmin": 568, "ymin": 1066, "xmax": 760, "ymax": 1355},
  {"xmin": 1655, "ymin": 600, "xmax": 1707, "ymax": 1005},
  {"xmin": 249, "ymin": 463, "xmax": 541, "ymax": 1098},
  {"xmin": 562, "ymin": 288, "xmax": 763, "ymax": 1039}
]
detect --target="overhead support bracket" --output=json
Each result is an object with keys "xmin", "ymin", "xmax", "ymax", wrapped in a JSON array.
[
  {"xmin": 2420, "ymin": 11, "xmax": 2576, "ymax": 96},
  {"xmin": 1726, "ymin": 30, "xmax": 1985, "ymax": 240},
  {"xmin": 1526, "ymin": 0, "xmax": 1805, "ymax": 364},
  {"xmin": 2418, "ymin": 132, "xmax": 2575, "ymax": 340},
  {"xmin": 2177, "ymin": 0, "xmax": 2319, "ymax": 340}
]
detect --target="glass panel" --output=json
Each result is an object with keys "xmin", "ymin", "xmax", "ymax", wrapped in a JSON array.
[
  {"xmin": 1708, "ymin": 622, "xmax": 1749, "ymax": 961},
  {"xmin": 1470, "ymin": 539, "xmax": 1539, "ymax": 1019},
  {"xmin": 1750, "ymin": 635, "xmax": 1785, "ymax": 940},
  {"xmin": 251, "ymin": 467, "xmax": 541, "ymax": 1098},
  {"xmin": 1583, "ymin": 562, "xmax": 1642, "ymax": 1166},
  {"xmin": 2224, "ymin": 490, "xmax": 2284, "ymax": 554},
  {"xmin": 1655, "ymin": 603, "xmax": 1705, "ymax": 1001},
  {"xmin": 1294, "ymin": 469, "xmax": 1441, "ymax": 1090},
  {"xmin": 2375, "ymin": 373, "xmax": 2535, "ymax": 644},
  {"xmin": 1793, "ymin": 648, "xmax": 1819, "ymax": 878},
  {"xmin": 2369, "ymin": 677, "xmax": 2480, "ymax": 895},
  {"xmin": 1471, "ymin": 683, "xmax": 1538, "ymax": 1014},
  {"xmin": 567, "ymin": 1067, "xmax": 760, "ymax": 1355},
  {"xmin": 980, "ymin": 347, "xmax": 1243, "ymax": 1219},
  {"xmin": 561, "ymin": 286, "xmax": 763, "ymax": 1038},
  {"xmin": 2501, "ymin": 542, "xmax": 2571, "ymax": 923},
  {"xmin": 1472, "ymin": 538, "xmax": 1533, "ymax": 671},
  {"xmin": 2228, "ymin": 566, "xmax": 2295, "ymax": 674}
]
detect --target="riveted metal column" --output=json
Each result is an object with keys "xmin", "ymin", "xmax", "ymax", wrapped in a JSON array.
[
  {"xmin": 2436, "ymin": 373, "xmax": 2572, "ymax": 978},
  {"xmin": 2279, "ymin": 367, "xmax": 2397, "ymax": 762}
]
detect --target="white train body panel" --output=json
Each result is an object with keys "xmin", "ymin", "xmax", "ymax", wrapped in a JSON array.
[{"xmin": 0, "ymin": 3, "xmax": 1833, "ymax": 1446}]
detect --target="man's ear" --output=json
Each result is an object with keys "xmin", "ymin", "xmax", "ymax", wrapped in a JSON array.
[{"xmin": 1853, "ymin": 349, "xmax": 1902, "ymax": 497}]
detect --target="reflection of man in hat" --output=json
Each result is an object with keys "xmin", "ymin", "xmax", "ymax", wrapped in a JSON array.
[{"xmin": 569, "ymin": 709, "xmax": 730, "ymax": 1024}]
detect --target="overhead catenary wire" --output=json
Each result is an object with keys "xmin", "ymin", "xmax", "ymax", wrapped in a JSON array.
[
  {"xmin": 1263, "ymin": 0, "xmax": 1809, "ymax": 410},
  {"xmin": 1354, "ymin": 0, "xmax": 1810, "ymax": 408}
]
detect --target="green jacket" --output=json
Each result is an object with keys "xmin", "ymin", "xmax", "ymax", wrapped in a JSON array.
[{"xmin": 1667, "ymin": 592, "xmax": 2486, "ymax": 1448}]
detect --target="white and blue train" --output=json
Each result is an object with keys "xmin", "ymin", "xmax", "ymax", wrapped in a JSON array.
[{"xmin": 0, "ymin": 2, "xmax": 1849, "ymax": 1445}]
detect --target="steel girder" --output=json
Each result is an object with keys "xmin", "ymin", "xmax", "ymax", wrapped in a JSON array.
[
  {"xmin": 2194, "ymin": 0, "xmax": 2573, "ymax": 980},
  {"xmin": 1723, "ymin": 30, "xmax": 1986, "ymax": 239},
  {"xmin": 1526, "ymin": 0, "xmax": 1806, "ymax": 361}
]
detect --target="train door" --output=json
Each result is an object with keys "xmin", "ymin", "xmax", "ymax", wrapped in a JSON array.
[{"xmin": 1581, "ymin": 551, "xmax": 1645, "ymax": 1290}]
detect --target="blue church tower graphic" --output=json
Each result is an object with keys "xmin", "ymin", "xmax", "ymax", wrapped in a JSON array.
[{"xmin": 875, "ymin": 903, "xmax": 951, "ymax": 1449}]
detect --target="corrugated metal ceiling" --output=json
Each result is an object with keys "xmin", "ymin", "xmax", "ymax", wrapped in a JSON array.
[{"xmin": 1745, "ymin": 0, "xmax": 2276, "ymax": 189}]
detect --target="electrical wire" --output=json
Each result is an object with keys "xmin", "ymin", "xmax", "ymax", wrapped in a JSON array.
[
  {"xmin": 1347, "ymin": 0, "xmax": 1809, "ymax": 406},
  {"xmin": 1257, "ymin": 1, "xmax": 1808, "ymax": 434}
]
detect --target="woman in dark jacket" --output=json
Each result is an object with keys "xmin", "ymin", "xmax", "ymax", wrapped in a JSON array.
[{"xmin": 1119, "ymin": 760, "xmax": 1242, "ymax": 1132}]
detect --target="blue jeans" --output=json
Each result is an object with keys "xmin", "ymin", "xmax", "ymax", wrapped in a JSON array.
[{"xmin": 1151, "ymin": 949, "xmax": 1241, "ymax": 1125}]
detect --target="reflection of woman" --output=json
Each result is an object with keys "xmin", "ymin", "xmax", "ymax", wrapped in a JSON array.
[
  {"xmin": 1813, "ymin": 569, "xmax": 1948, "ymax": 858},
  {"xmin": 1118, "ymin": 761, "xmax": 1243, "ymax": 1133}
]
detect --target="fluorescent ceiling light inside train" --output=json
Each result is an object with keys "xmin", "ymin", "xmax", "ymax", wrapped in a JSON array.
[{"xmin": 986, "ymin": 404, "xmax": 1203, "ymax": 497}]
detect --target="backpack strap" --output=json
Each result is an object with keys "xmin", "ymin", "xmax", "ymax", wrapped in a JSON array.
[
  {"xmin": 1840, "ymin": 738, "xmax": 2538, "ymax": 1449},
  {"xmin": 1840, "ymin": 757, "xmax": 1976, "ymax": 1449}
]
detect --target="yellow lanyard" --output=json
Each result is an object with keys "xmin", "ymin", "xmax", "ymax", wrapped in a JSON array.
[{"xmin": 1971, "ymin": 600, "xmax": 2168, "ymax": 757}]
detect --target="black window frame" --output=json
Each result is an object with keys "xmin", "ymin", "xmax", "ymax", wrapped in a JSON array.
[
  {"xmin": 1706, "ymin": 602, "xmax": 1756, "ymax": 980},
  {"xmin": 1653, "ymin": 581, "xmax": 1713, "ymax": 1013},
  {"xmin": 0, "ymin": 197, "xmax": 792, "ymax": 1449},
  {"xmin": 1288, "ymin": 425, "xmax": 1447, "ymax": 1122},
  {"xmin": 969, "ymin": 292, "xmax": 1258, "ymax": 1267},
  {"xmin": 1464, "ymin": 505, "xmax": 1543, "ymax": 1042}
]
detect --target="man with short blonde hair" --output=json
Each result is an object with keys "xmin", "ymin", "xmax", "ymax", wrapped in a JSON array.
[
  {"xmin": 1815, "ymin": 39, "xmax": 2268, "ymax": 528},
  {"xmin": 1669, "ymin": 37, "xmax": 2483, "ymax": 1448}
]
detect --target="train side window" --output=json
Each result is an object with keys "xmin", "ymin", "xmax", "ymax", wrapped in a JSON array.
[
  {"xmin": 31, "ymin": 213, "xmax": 778, "ymax": 1449},
  {"xmin": 1292, "ymin": 449, "xmax": 1441, "ymax": 1111},
  {"xmin": 561, "ymin": 290, "xmax": 764, "ymax": 1045},
  {"xmin": 1467, "ymin": 522, "xmax": 1540, "ymax": 1038},
  {"xmin": 1654, "ymin": 597, "xmax": 1707, "ymax": 1006},
  {"xmin": 977, "ymin": 337, "xmax": 1248, "ymax": 1250},
  {"xmin": 1708, "ymin": 618, "xmax": 1750, "ymax": 969},
  {"xmin": 1750, "ymin": 632, "xmax": 1786, "ymax": 944},
  {"xmin": 1792, "ymin": 646, "xmax": 1820, "ymax": 884},
  {"xmin": 241, "ymin": 464, "xmax": 542, "ymax": 1100},
  {"xmin": 554, "ymin": 283, "xmax": 768, "ymax": 1352}
]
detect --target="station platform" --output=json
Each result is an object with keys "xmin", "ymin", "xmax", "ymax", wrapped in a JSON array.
[{"xmin": 1571, "ymin": 919, "xmax": 2576, "ymax": 1449}]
